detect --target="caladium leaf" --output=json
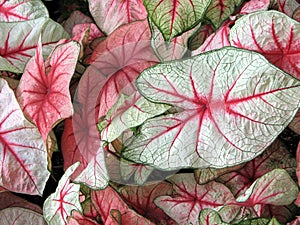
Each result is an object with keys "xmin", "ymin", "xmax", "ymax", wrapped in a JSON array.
[
  {"xmin": 120, "ymin": 182, "xmax": 174, "ymax": 224},
  {"xmin": 143, "ymin": 0, "xmax": 211, "ymax": 41},
  {"xmin": 101, "ymin": 92, "xmax": 171, "ymax": 142},
  {"xmin": 68, "ymin": 211, "xmax": 99, "ymax": 225},
  {"xmin": 0, "ymin": 207, "xmax": 47, "ymax": 225},
  {"xmin": 16, "ymin": 40, "xmax": 80, "ymax": 141},
  {"xmin": 0, "ymin": 17, "xmax": 69, "ymax": 73},
  {"xmin": 91, "ymin": 186, "xmax": 154, "ymax": 225},
  {"xmin": 192, "ymin": 19, "xmax": 232, "ymax": 55},
  {"xmin": 217, "ymin": 139, "xmax": 297, "ymax": 197},
  {"xmin": 87, "ymin": 20, "xmax": 159, "ymax": 119},
  {"xmin": 88, "ymin": 0, "xmax": 147, "ymax": 35},
  {"xmin": 239, "ymin": 0, "xmax": 270, "ymax": 14},
  {"xmin": 43, "ymin": 162, "xmax": 82, "ymax": 225},
  {"xmin": 123, "ymin": 47, "xmax": 300, "ymax": 170},
  {"xmin": 289, "ymin": 110, "xmax": 300, "ymax": 134},
  {"xmin": 188, "ymin": 23, "xmax": 214, "ymax": 51},
  {"xmin": 0, "ymin": 78, "xmax": 49, "ymax": 195},
  {"xmin": 277, "ymin": 0, "xmax": 300, "ymax": 17},
  {"xmin": 230, "ymin": 10, "xmax": 300, "ymax": 79},
  {"xmin": 0, "ymin": 0, "xmax": 49, "ymax": 22},
  {"xmin": 205, "ymin": 0, "xmax": 238, "ymax": 29},
  {"xmin": 63, "ymin": 10, "xmax": 93, "ymax": 35},
  {"xmin": 198, "ymin": 209, "xmax": 228, "ymax": 225},
  {"xmin": 155, "ymin": 173, "xmax": 235, "ymax": 225},
  {"xmin": 236, "ymin": 169, "xmax": 298, "ymax": 206},
  {"xmin": 295, "ymin": 142, "xmax": 300, "ymax": 206},
  {"xmin": 74, "ymin": 146, "xmax": 109, "ymax": 190}
]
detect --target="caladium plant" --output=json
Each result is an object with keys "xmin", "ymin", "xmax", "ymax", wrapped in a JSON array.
[{"xmin": 1, "ymin": 0, "xmax": 300, "ymax": 224}]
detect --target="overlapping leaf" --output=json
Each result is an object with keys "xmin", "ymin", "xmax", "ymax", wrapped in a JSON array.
[
  {"xmin": 143, "ymin": 0, "xmax": 211, "ymax": 41},
  {"xmin": 88, "ymin": 0, "xmax": 147, "ymax": 35},
  {"xmin": 123, "ymin": 47, "xmax": 300, "ymax": 170},
  {"xmin": 43, "ymin": 163, "xmax": 82, "ymax": 225},
  {"xmin": 0, "ymin": 0, "xmax": 49, "ymax": 22},
  {"xmin": 0, "ymin": 78, "xmax": 49, "ymax": 195},
  {"xmin": 277, "ymin": 0, "xmax": 300, "ymax": 17},
  {"xmin": 230, "ymin": 10, "xmax": 300, "ymax": 79},
  {"xmin": 0, "ymin": 207, "xmax": 47, "ymax": 225},
  {"xmin": 239, "ymin": 0, "xmax": 270, "ymax": 14},
  {"xmin": 16, "ymin": 40, "xmax": 80, "ymax": 141},
  {"xmin": 155, "ymin": 173, "xmax": 235, "ymax": 225},
  {"xmin": 0, "ymin": 17, "xmax": 69, "ymax": 73}
]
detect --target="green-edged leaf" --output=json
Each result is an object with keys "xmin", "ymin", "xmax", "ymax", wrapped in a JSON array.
[
  {"xmin": 198, "ymin": 208, "xmax": 229, "ymax": 225},
  {"xmin": 123, "ymin": 47, "xmax": 300, "ymax": 170},
  {"xmin": 143, "ymin": 0, "xmax": 211, "ymax": 41},
  {"xmin": 0, "ymin": 17, "xmax": 69, "ymax": 73},
  {"xmin": 43, "ymin": 163, "xmax": 82, "ymax": 225},
  {"xmin": 236, "ymin": 169, "xmax": 298, "ymax": 206},
  {"xmin": 101, "ymin": 92, "xmax": 171, "ymax": 142}
]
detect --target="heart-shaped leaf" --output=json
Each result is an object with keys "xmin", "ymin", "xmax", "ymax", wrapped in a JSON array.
[
  {"xmin": 16, "ymin": 40, "xmax": 80, "ymax": 141},
  {"xmin": 230, "ymin": 10, "xmax": 300, "ymax": 79},
  {"xmin": 43, "ymin": 162, "xmax": 82, "ymax": 225},
  {"xmin": 0, "ymin": 78, "xmax": 49, "ymax": 195},
  {"xmin": 88, "ymin": 0, "xmax": 147, "ymax": 35},
  {"xmin": 0, "ymin": 207, "xmax": 47, "ymax": 225},
  {"xmin": 0, "ymin": 0, "xmax": 48, "ymax": 22},
  {"xmin": 0, "ymin": 17, "xmax": 69, "ymax": 73},
  {"xmin": 143, "ymin": 0, "xmax": 211, "ymax": 41},
  {"xmin": 123, "ymin": 47, "xmax": 300, "ymax": 170},
  {"xmin": 155, "ymin": 174, "xmax": 235, "ymax": 225}
]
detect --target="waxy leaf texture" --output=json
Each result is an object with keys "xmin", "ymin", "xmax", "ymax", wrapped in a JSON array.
[
  {"xmin": 0, "ymin": 78, "xmax": 49, "ymax": 195},
  {"xmin": 88, "ymin": 0, "xmax": 147, "ymax": 35},
  {"xmin": 0, "ymin": 0, "xmax": 48, "ymax": 22},
  {"xmin": 143, "ymin": 0, "xmax": 210, "ymax": 41},
  {"xmin": 0, "ymin": 17, "xmax": 69, "ymax": 73},
  {"xmin": 230, "ymin": 10, "xmax": 300, "ymax": 79},
  {"xmin": 124, "ymin": 47, "xmax": 300, "ymax": 170},
  {"xmin": 16, "ymin": 40, "xmax": 80, "ymax": 141}
]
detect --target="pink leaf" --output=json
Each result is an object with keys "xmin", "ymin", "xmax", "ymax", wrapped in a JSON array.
[
  {"xmin": 16, "ymin": 40, "xmax": 80, "ymax": 141},
  {"xmin": 0, "ymin": 0, "xmax": 48, "ymax": 22},
  {"xmin": 72, "ymin": 23, "xmax": 104, "ymax": 43},
  {"xmin": 277, "ymin": 0, "xmax": 300, "ymax": 17},
  {"xmin": 230, "ymin": 10, "xmax": 300, "ymax": 79},
  {"xmin": 87, "ymin": 20, "xmax": 158, "ymax": 119},
  {"xmin": 91, "ymin": 186, "xmax": 154, "ymax": 225},
  {"xmin": 88, "ymin": 0, "xmax": 147, "ymax": 35},
  {"xmin": 239, "ymin": 0, "xmax": 270, "ymax": 14},
  {"xmin": 68, "ymin": 211, "xmax": 99, "ymax": 225},
  {"xmin": 293, "ymin": 6, "xmax": 300, "ymax": 22},
  {"xmin": 295, "ymin": 142, "xmax": 300, "ymax": 206},
  {"xmin": 120, "ymin": 182, "xmax": 176, "ymax": 224},
  {"xmin": 0, "ymin": 207, "xmax": 47, "ymax": 225},
  {"xmin": 0, "ymin": 17, "xmax": 69, "ymax": 73},
  {"xmin": 0, "ymin": 78, "xmax": 49, "ymax": 195},
  {"xmin": 43, "ymin": 163, "xmax": 82, "ymax": 225},
  {"xmin": 289, "ymin": 110, "xmax": 300, "ymax": 134},
  {"xmin": 217, "ymin": 139, "xmax": 297, "ymax": 197},
  {"xmin": 192, "ymin": 20, "xmax": 233, "ymax": 55},
  {"xmin": 63, "ymin": 10, "xmax": 94, "ymax": 35},
  {"xmin": 155, "ymin": 174, "xmax": 235, "ymax": 225}
]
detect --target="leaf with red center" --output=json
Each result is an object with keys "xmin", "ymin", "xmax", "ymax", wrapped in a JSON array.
[
  {"xmin": 43, "ymin": 162, "xmax": 82, "ymax": 225},
  {"xmin": 154, "ymin": 173, "xmax": 235, "ymax": 225},
  {"xmin": 217, "ymin": 139, "xmax": 297, "ymax": 197},
  {"xmin": 88, "ymin": 0, "xmax": 147, "ymax": 35},
  {"xmin": 91, "ymin": 186, "xmax": 154, "ymax": 225},
  {"xmin": 143, "ymin": 0, "xmax": 211, "ymax": 41},
  {"xmin": 0, "ymin": 0, "xmax": 48, "ymax": 22},
  {"xmin": 289, "ymin": 110, "xmax": 300, "ymax": 134},
  {"xmin": 0, "ymin": 17, "xmax": 69, "ymax": 73},
  {"xmin": 0, "ymin": 78, "xmax": 49, "ymax": 195},
  {"xmin": 120, "ymin": 182, "xmax": 175, "ymax": 224},
  {"xmin": 277, "ymin": 0, "xmax": 299, "ymax": 17},
  {"xmin": 87, "ymin": 20, "xmax": 159, "ymax": 119},
  {"xmin": 230, "ymin": 10, "xmax": 300, "ymax": 79},
  {"xmin": 0, "ymin": 207, "xmax": 47, "ymax": 225},
  {"xmin": 68, "ymin": 211, "xmax": 99, "ymax": 225},
  {"xmin": 239, "ymin": 0, "xmax": 270, "ymax": 14},
  {"xmin": 204, "ymin": 0, "xmax": 241, "ymax": 29},
  {"xmin": 192, "ymin": 19, "xmax": 232, "ymax": 55},
  {"xmin": 235, "ymin": 169, "xmax": 298, "ymax": 207},
  {"xmin": 16, "ymin": 40, "xmax": 80, "ymax": 141},
  {"xmin": 123, "ymin": 47, "xmax": 300, "ymax": 170},
  {"xmin": 188, "ymin": 23, "xmax": 214, "ymax": 51},
  {"xmin": 72, "ymin": 23, "xmax": 104, "ymax": 44}
]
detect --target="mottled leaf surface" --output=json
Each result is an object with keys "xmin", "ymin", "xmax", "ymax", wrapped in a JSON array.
[
  {"xmin": 0, "ymin": 78, "xmax": 49, "ymax": 195},
  {"xmin": 124, "ymin": 47, "xmax": 300, "ymax": 170},
  {"xmin": 230, "ymin": 10, "xmax": 300, "ymax": 79},
  {"xmin": 16, "ymin": 40, "xmax": 80, "ymax": 141}
]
